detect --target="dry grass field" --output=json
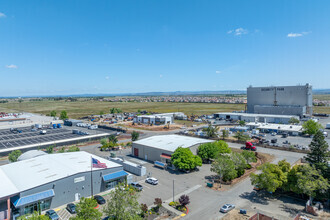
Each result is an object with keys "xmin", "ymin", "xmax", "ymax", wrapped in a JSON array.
[
  {"xmin": 0, "ymin": 94, "xmax": 329, "ymax": 118},
  {"xmin": 0, "ymin": 100, "xmax": 246, "ymax": 119}
]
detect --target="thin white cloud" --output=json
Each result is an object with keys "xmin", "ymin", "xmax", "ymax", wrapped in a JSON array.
[
  {"xmin": 159, "ymin": 74, "xmax": 163, "ymax": 78},
  {"xmin": 105, "ymin": 76, "xmax": 110, "ymax": 80},
  {"xmin": 227, "ymin": 28, "xmax": 248, "ymax": 36},
  {"xmin": 215, "ymin": 70, "xmax": 221, "ymax": 74},
  {"xmin": 5, "ymin": 64, "xmax": 18, "ymax": 69},
  {"xmin": 287, "ymin": 31, "xmax": 311, "ymax": 38},
  {"xmin": 0, "ymin": 12, "xmax": 6, "ymax": 18}
]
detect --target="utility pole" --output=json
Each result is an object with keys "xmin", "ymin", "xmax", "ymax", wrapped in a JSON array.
[{"xmin": 173, "ymin": 179, "xmax": 175, "ymax": 202}]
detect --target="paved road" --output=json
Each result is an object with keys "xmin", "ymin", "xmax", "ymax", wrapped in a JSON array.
[{"xmin": 182, "ymin": 142, "xmax": 306, "ymax": 220}]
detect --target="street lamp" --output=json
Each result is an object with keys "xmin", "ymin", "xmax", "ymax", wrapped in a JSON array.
[{"xmin": 173, "ymin": 179, "xmax": 175, "ymax": 202}]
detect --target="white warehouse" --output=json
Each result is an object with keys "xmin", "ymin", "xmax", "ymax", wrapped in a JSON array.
[
  {"xmin": 133, "ymin": 112, "xmax": 186, "ymax": 125},
  {"xmin": 213, "ymin": 112, "xmax": 299, "ymax": 124}
]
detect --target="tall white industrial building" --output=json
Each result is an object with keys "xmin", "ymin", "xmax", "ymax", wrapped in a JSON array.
[{"xmin": 247, "ymin": 84, "xmax": 313, "ymax": 117}]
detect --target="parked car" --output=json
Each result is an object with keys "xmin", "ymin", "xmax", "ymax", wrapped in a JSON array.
[
  {"xmin": 271, "ymin": 132, "xmax": 277, "ymax": 136},
  {"xmin": 66, "ymin": 203, "xmax": 76, "ymax": 214},
  {"xmin": 271, "ymin": 138, "xmax": 277, "ymax": 143},
  {"xmin": 93, "ymin": 195, "xmax": 106, "ymax": 205},
  {"xmin": 145, "ymin": 177, "xmax": 158, "ymax": 185},
  {"xmin": 283, "ymin": 140, "xmax": 290, "ymax": 145},
  {"xmin": 220, "ymin": 204, "xmax": 235, "ymax": 213},
  {"xmin": 45, "ymin": 210, "xmax": 59, "ymax": 220},
  {"xmin": 130, "ymin": 182, "xmax": 143, "ymax": 191},
  {"xmin": 282, "ymin": 133, "xmax": 288, "ymax": 138}
]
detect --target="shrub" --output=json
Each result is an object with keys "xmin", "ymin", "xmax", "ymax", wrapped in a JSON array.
[
  {"xmin": 169, "ymin": 202, "xmax": 175, "ymax": 206},
  {"xmin": 179, "ymin": 195, "xmax": 190, "ymax": 206},
  {"xmin": 246, "ymin": 164, "xmax": 252, "ymax": 169},
  {"xmin": 236, "ymin": 167, "xmax": 245, "ymax": 177}
]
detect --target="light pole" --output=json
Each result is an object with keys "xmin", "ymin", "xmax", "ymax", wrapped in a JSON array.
[{"xmin": 173, "ymin": 179, "xmax": 175, "ymax": 202}]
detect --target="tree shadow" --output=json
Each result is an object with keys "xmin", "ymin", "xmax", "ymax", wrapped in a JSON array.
[
  {"xmin": 279, "ymin": 204, "xmax": 303, "ymax": 217},
  {"xmin": 239, "ymin": 191, "xmax": 270, "ymax": 205}
]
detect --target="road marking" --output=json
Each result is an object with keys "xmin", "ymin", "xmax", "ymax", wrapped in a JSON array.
[{"xmin": 165, "ymin": 185, "xmax": 202, "ymax": 203}]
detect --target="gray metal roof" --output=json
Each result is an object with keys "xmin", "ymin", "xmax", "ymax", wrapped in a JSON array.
[
  {"xmin": 133, "ymin": 134, "xmax": 213, "ymax": 152},
  {"xmin": 17, "ymin": 150, "xmax": 47, "ymax": 161},
  {"xmin": 0, "ymin": 151, "xmax": 122, "ymax": 199}
]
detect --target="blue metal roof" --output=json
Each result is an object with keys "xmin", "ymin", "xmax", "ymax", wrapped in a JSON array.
[
  {"xmin": 102, "ymin": 170, "xmax": 128, "ymax": 182},
  {"xmin": 13, "ymin": 189, "xmax": 55, "ymax": 207}
]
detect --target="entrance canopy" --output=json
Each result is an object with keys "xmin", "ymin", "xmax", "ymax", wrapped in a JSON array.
[
  {"xmin": 160, "ymin": 153, "xmax": 171, "ymax": 159},
  {"xmin": 12, "ymin": 189, "xmax": 55, "ymax": 208},
  {"xmin": 102, "ymin": 170, "xmax": 128, "ymax": 182}
]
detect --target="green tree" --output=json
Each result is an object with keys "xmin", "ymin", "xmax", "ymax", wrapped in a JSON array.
[
  {"xmin": 211, "ymin": 156, "xmax": 237, "ymax": 182},
  {"xmin": 50, "ymin": 110, "xmax": 57, "ymax": 117},
  {"xmin": 204, "ymin": 125, "xmax": 217, "ymax": 138},
  {"xmin": 239, "ymin": 120, "xmax": 246, "ymax": 126},
  {"xmin": 197, "ymin": 143, "xmax": 220, "ymax": 162},
  {"xmin": 250, "ymin": 162, "xmax": 287, "ymax": 192},
  {"xmin": 108, "ymin": 135, "xmax": 118, "ymax": 144},
  {"xmin": 295, "ymin": 164, "xmax": 329, "ymax": 202},
  {"xmin": 221, "ymin": 130, "xmax": 229, "ymax": 140},
  {"xmin": 131, "ymin": 131, "xmax": 140, "ymax": 141},
  {"xmin": 171, "ymin": 147, "xmax": 202, "ymax": 171},
  {"xmin": 302, "ymin": 120, "xmax": 323, "ymax": 136},
  {"xmin": 46, "ymin": 145, "xmax": 54, "ymax": 154},
  {"xmin": 57, "ymin": 147, "xmax": 66, "ymax": 153},
  {"xmin": 231, "ymin": 152, "xmax": 247, "ymax": 171},
  {"xmin": 18, "ymin": 211, "xmax": 49, "ymax": 220},
  {"xmin": 234, "ymin": 131, "xmax": 250, "ymax": 142},
  {"xmin": 289, "ymin": 117, "xmax": 300, "ymax": 124},
  {"xmin": 8, "ymin": 150, "xmax": 22, "ymax": 162},
  {"xmin": 70, "ymin": 197, "xmax": 102, "ymax": 220},
  {"xmin": 60, "ymin": 110, "xmax": 68, "ymax": 120},
  {"xmin": 241, "ymin": 151, "xmax": 257, "ymax": 164},
  {"xmin": 103, "ymin": 183, "xmax": 142, "ymax": 220},
  {"xmin": 99, "ymin": 111, "xmax": 104, "ymax": 115},
  {"xmin": 305, "ymin": 130, "xmax": 330, "ymax": 177},
  {"xmin": 214, "ymin": 140, "xmax": 231, "ymax": 154},
  {"xmin": 100, "ymin": 138, "xmax": 108, "ymax": 146},
  {"xmin": 67, "ymin": 146, "xmax": 80, "ymax": 152}
]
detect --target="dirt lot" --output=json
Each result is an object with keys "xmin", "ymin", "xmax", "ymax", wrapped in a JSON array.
[
  {"xmin": 117, "ymin": 121, "xmax": 184, "ymax": 131},
  {"xmin": 221, "ymin": 209, "xmax": 253, "ymax": 220}
]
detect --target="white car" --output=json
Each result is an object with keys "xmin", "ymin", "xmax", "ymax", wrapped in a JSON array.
[
  {"xmin": 220, "ymin": 204, "xmax": 235, "ymax": 213},
  {"xmin": 145, "ymin": 177, "xmax": 158, "ymax": 185}
]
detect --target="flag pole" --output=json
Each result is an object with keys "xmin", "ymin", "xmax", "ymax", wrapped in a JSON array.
[{"xmin": 91, "ymin": 156, "xmax": 93, "ymax": 198}]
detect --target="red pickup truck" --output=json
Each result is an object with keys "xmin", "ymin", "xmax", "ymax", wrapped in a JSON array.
[{"xmin": 241, "ymin": 141, "xmax": 257, "ymax": 151}]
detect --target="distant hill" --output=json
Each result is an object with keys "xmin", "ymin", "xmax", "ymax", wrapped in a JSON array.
[{"xmin": 1, "ymin": 89, "xmax": 330, "ymax": 98}]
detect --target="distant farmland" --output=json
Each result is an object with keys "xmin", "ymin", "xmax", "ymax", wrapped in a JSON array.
[
  {"xmin": 0, "ymin": 96, "xmax": 329, "ymax": 119},
  {"xmin": 0, "ymin": 100, "xmax": 246, "ymax": 119}
]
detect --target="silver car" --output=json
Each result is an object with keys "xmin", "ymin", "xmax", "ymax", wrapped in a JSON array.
[
  {"xmin": 145, "ymin": 177, "xmax": 158, "ymax": 185},
  {"xmin": 220, "ymin": 204, "xmax": 235, "ymax": 213}
]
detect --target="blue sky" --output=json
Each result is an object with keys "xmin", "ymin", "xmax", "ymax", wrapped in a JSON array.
[{"xmin": 1, "ymin": 0, "xmax": 330, "ymax": 96}]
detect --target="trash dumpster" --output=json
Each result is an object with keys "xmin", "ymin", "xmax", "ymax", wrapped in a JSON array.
[{"xmin": 207, "ymin": 182, "xmax": 213, "ymax": 187}]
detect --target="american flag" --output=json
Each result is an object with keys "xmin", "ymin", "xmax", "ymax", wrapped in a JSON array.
[{"xmin": 92, "ymin": 157, "xmax": 107, "ymax": 169}]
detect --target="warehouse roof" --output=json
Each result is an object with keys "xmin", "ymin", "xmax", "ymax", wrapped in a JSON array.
[
  {"xmin": 133, "ymin": 134, "xmax": 213, "ymax": 152},
  {"xmin": 17, "ymin": 150, "xmax": 47, "ymax": 161},
  {"xmin": 247, "ymin": 122, "xmax": 302, "ymax": 132},
  {"xmin": 0, "ymin": 151, "xmax": 121, "ymax": 199},
  {"xmin": 214, "ymin": 112, "xmax": 299, "ymax": 119}
]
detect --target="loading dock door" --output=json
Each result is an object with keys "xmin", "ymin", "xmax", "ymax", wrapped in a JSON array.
[{"xmin": 134, "ymin": 148, "xmax": 139, "ymax": 157}]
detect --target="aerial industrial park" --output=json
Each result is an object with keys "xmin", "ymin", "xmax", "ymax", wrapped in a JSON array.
[
  {"xmin": 1, "ymin": 1, "xmax": 330, "ymax": 220},
  {"xmin": 0, "ymin": 83, "xmax": 329, "ymax": 220}
]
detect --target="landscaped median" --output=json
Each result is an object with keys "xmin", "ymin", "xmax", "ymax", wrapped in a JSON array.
[{"xmin": 168, "ymin": 195, "xmax": 190, "ymax": 216}]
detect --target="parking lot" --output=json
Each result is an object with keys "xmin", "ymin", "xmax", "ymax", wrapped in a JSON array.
[
  {"xmin": 0, "ymin": 126, "xmax": 113, "ymax": 150},
  {"xmin": 104, "ymin": 142, "xmax": 307, "ymax": 220}
]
